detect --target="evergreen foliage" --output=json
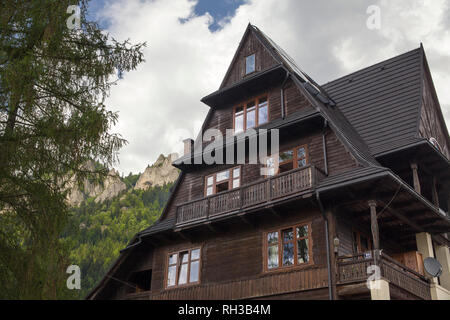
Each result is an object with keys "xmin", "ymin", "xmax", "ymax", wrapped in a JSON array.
[
  {"xmin": 0, "ymin": 0, "xmax": 145, "ymax": 299},
  {"xmin": 63, "ymin": 182, "xmax": 172, "ymax": 299}
]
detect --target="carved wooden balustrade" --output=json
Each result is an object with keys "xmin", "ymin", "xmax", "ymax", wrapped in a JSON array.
[
  {"xmin": 337, "ymin": 251, "xmax": 431, "ymax": 300},
  {"xmin": 176, "ymin": 165, "xmax": 324, "ymax": 226}
]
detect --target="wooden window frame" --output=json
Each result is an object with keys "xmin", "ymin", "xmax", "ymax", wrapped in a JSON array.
[
  {"xmin": 204, "ymin": 166, "xmax": 241, "ymax": 197},
  {"xmin": 263, "ymin": 222, "xmax": 313, "ymax": 273},
  {"xmin": 233, "ymin": 94, "xmax": 269, "ymax": 134},
  {"xmin": 264, "ymin": 144, "xmax": 309, "ymax": 177},
  {"xmin": 245, "ymin": 53, "xmax": 256, "ymax": 75},
  {"xmin": 165, "ymin": 247, "xmax": 202, "ymax": 289}
]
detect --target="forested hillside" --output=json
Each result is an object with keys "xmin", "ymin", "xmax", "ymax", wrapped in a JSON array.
[{"xmin": 62, "ymin": 175, "xmax": 173, "ymax": 299}]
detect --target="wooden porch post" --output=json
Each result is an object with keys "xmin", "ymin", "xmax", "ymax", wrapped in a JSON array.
[
  {"xmin": 411, "ymin": 162, "xmax": 421, "ymax": 194},
  {"xmin": 368, "ymin": 200, "xmax": 380, "ymax": 251},
  {"xmin": 431, "ymin": 177, "xmax": 439, "ymax": 207}
]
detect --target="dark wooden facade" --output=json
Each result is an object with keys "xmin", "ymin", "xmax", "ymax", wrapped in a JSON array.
[{"xmin": 88, "ymin": 24, "xmax": 450, "ymax": 300}]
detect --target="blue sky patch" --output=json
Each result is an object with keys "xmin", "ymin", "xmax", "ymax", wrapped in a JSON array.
[
  {"xmin": 193, "ymin": 0, "xmax": 245, "ymax": 31},
  {"xmin": 86, "ymin": 0, "xmax": 245, "ymax": 31}
]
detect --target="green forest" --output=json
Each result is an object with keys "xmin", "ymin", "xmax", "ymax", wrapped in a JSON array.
[{"xmin": 62, "ymin": 175, "xmax": 172, "ymax": 299}]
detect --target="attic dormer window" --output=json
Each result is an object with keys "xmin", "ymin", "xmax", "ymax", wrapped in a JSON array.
[{"xmin": 245, "ymin": 54, "xmax": 255, "ymax": 74}]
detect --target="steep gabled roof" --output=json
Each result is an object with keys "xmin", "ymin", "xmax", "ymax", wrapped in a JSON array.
[
  {"xmin": 88, "ymin": 25, "xmax": 450, "ymax": 300},
  {"xmin": 322, "ymin": 47, "xmax": 424, "ymax": 156},
  {"xmin": 249, "ymin": 25, "xmax": 380, "ymax": 168}
]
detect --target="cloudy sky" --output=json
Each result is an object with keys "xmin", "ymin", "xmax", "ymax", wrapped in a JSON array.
[{"xmin": 89, "ymin": 0, "xmax": 450, "ymax": 175}]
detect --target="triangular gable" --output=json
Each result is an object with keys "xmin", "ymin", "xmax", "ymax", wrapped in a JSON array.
[
  {"xmin": 418, "ymin": 47, "xmax": 450, "ymax": 159},
  {"xmin": 248, "ymin": 26, "xmax": 379, "ymax": 168},
  {"xmin": 220, "ymin": 24, "xmax": 281, "ymax": 89}
]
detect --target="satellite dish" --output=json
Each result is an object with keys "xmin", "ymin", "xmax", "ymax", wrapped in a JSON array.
[{"xmin": 424, "ymin": 257, "xmax": 442, "ymax": 278}]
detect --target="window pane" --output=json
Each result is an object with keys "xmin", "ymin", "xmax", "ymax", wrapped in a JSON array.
[
  {"xmin": 279, "ymin": 150, "xmax": 294, "ymax": 162},
  {"xmin": 206, "ymin": 186, "xmax": 213, "ymax": 196},
  {"xmin": 268, "ymin": 245, "xmax": 279, "ymax": 269},
  {"xmin": 296, "ymin": 225, "xmax": 308, "ymax": 238},
  {"xmin": 232, "ymin": 179, "xmax": 240, "ymax": 189},
  {"xmin": 178, "ymin": 263, "xmax": 188, "ymax": 285},
  {"xmin": 297, "ymin": 159, "xmax": 306, "ymax": 167},
  {"xmin": 233, "ymin": 167, "xmax": 240, "ymax": 178},
  {"xmin": 216, "ymin": 170, "xmax": 230, "ymax": 182},
  {"xmin": 235, "ymin": 113, "xmax": 244, "ymax": 134},
  {"xmin": 266, "ymin": 157, "xmax": 275, "ymax": 168},
  {"xmin": 167, "ymin": 265, "xmax": 176, "ymax": 287},
  {"xmin": 266, "ymin": 157, "xmax": 276, "ymax": 176},
  {"xmin": 189, "ymin": 261, "xmax": 200, "ymax": 283},
  {"xmin": 191, "ymin": 249, "xmax": 200, "ymax": 260},
  {"xmin": 297, "ymin": 239, "xmax": 309, "ymax": 264},
  {"xmin": 267, "ymin": 232, "xmax": 278, "ymax": 245},
  {"xmin": 245, "ymin": 54, "xmax": 255, "ymax": 74},
  {"xmin": 282, "ymin": 229, "xmax": 293, "ymax": 241},
  {"xmin": 258, "ymin": 105, "xmax": 268, "ymax": 125},
  {"xmin": 297, "ymin": 147, "xmax": 306, "ymax": 159},
  {"xmin": 216, "ymin": 181, "xmax": 229, "ymax": 193},
  {"xmin": 247, "ymin": 107, "xmax": 256, "ymax": 129},
  {"xmin": 207, "ymin": 176, "xmax": 213, "ymax": 186},
  {"xmin": 168, "ymin": 254, "xmax": 177, "ymax": 265},
  {"xmin": 283, "ymin": 242, "xmax": 294, "ymax": 266},
  {"xmin": 180, "ymin": 252, "xmax": 189, "ymax": 263}
]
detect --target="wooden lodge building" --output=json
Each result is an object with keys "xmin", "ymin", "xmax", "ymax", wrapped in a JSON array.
[{"xmin": 88, "ymin": 24, "xmax": 450, "ymax": 300}]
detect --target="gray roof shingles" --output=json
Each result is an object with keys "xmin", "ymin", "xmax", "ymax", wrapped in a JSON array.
[{"xmin": 322, "ymin": 48, "xmax": 423, "ymax": 156}]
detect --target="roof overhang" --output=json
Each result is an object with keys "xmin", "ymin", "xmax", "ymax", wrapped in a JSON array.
[
  {"xmin": 201, "ymin": 64, "xmax": 288, "ymax": 108},
  {"xmin": 375, "ymin": 139, "xmax": 450, "ymax": 187},
  {"xmin": 172, "ymin": 108, "xmax": 323, "ymax": 170},
  {"xmin": 317, "ymin": 167, "xmax": 450, "ymax": 247}
]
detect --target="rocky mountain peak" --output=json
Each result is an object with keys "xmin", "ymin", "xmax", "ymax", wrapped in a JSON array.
[{"xmin": 134, "ymin": 153, "xmax": 179, "ymax": 190}]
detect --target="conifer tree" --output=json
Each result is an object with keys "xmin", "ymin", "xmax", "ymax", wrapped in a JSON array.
[{"xmin": 0, "ymin": 0, "xmax": 145, "ymax": 299}]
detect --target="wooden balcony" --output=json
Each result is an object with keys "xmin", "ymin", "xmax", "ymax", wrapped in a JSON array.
[
  {"xmin": 337, "ymin": 251, "xmax": 431, "ymax": 300},
  {"xmin": 175, "ymin": 165, "xmax": 325, "ymax": 227}
]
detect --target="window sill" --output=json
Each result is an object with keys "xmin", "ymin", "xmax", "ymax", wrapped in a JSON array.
[
  {"xmin": 263, "ymin": 261, "xmax": 316, "ymax": 275},
  {"xmin": 165, "ymin": 281, "xmax": 201, "ymax": 291}
]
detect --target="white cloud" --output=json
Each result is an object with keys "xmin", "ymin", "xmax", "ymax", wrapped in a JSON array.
[{"xmin": 100, "ymin": 0, "xmax": 450, "ymax": 174}]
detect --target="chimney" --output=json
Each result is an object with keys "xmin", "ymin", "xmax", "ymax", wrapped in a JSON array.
[{"xmin": 183, "ymin": 138, "xmax": 194, "ymax": 156}]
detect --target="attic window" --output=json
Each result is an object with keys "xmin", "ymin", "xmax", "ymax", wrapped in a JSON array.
[{"xmin": 245, "ymin": 54, "xmax": 255, "ymax": 74}]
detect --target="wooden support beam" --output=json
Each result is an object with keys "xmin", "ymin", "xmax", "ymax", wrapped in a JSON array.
[
  {"xmin": 238, "ymin": 213, "xmax": 254, "ymax": 227},
  {"xmin": 379, "ymin": 200, "xmax": 450, "ymax": 247},
  {"xmin": 369, "ymin": 200, "xmax": 380, "ymax": 251},
  {"xmin": 176, "ymin": 230, "xmax": 191, "ymax": 241},
  {"xmin": 432, "ymin": 176, "xmax": 439, "ymax": 207},
  {"xmin": 335, "ymin": 209, "xmax": 404, "ymax": 252},
  {"xmin": 410, "ymin": 162, "xmax": 421, "ymax": 194},
  {"xmin": 269, "ymin": 207, "xmax": 281, "ymax": 218},
  {"xmin": 153, "ymin": 233, "xmax": 175, "ymax": 243},
  {"xmin": 205, "ymin": 222, "xmax": 219, "ymax": 233}
]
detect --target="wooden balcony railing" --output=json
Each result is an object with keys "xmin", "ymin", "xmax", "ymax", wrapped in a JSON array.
[
  {"xmin": 124, "ymin": 267, "xmax": 329, "ymax": 300},
  {"xmin": 337, "ymin": 251, "xmax": 431, "ymax": 300},
  {"xmin": 176, "ymin": 165, "xmax": 325, "ymax": 226}
]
